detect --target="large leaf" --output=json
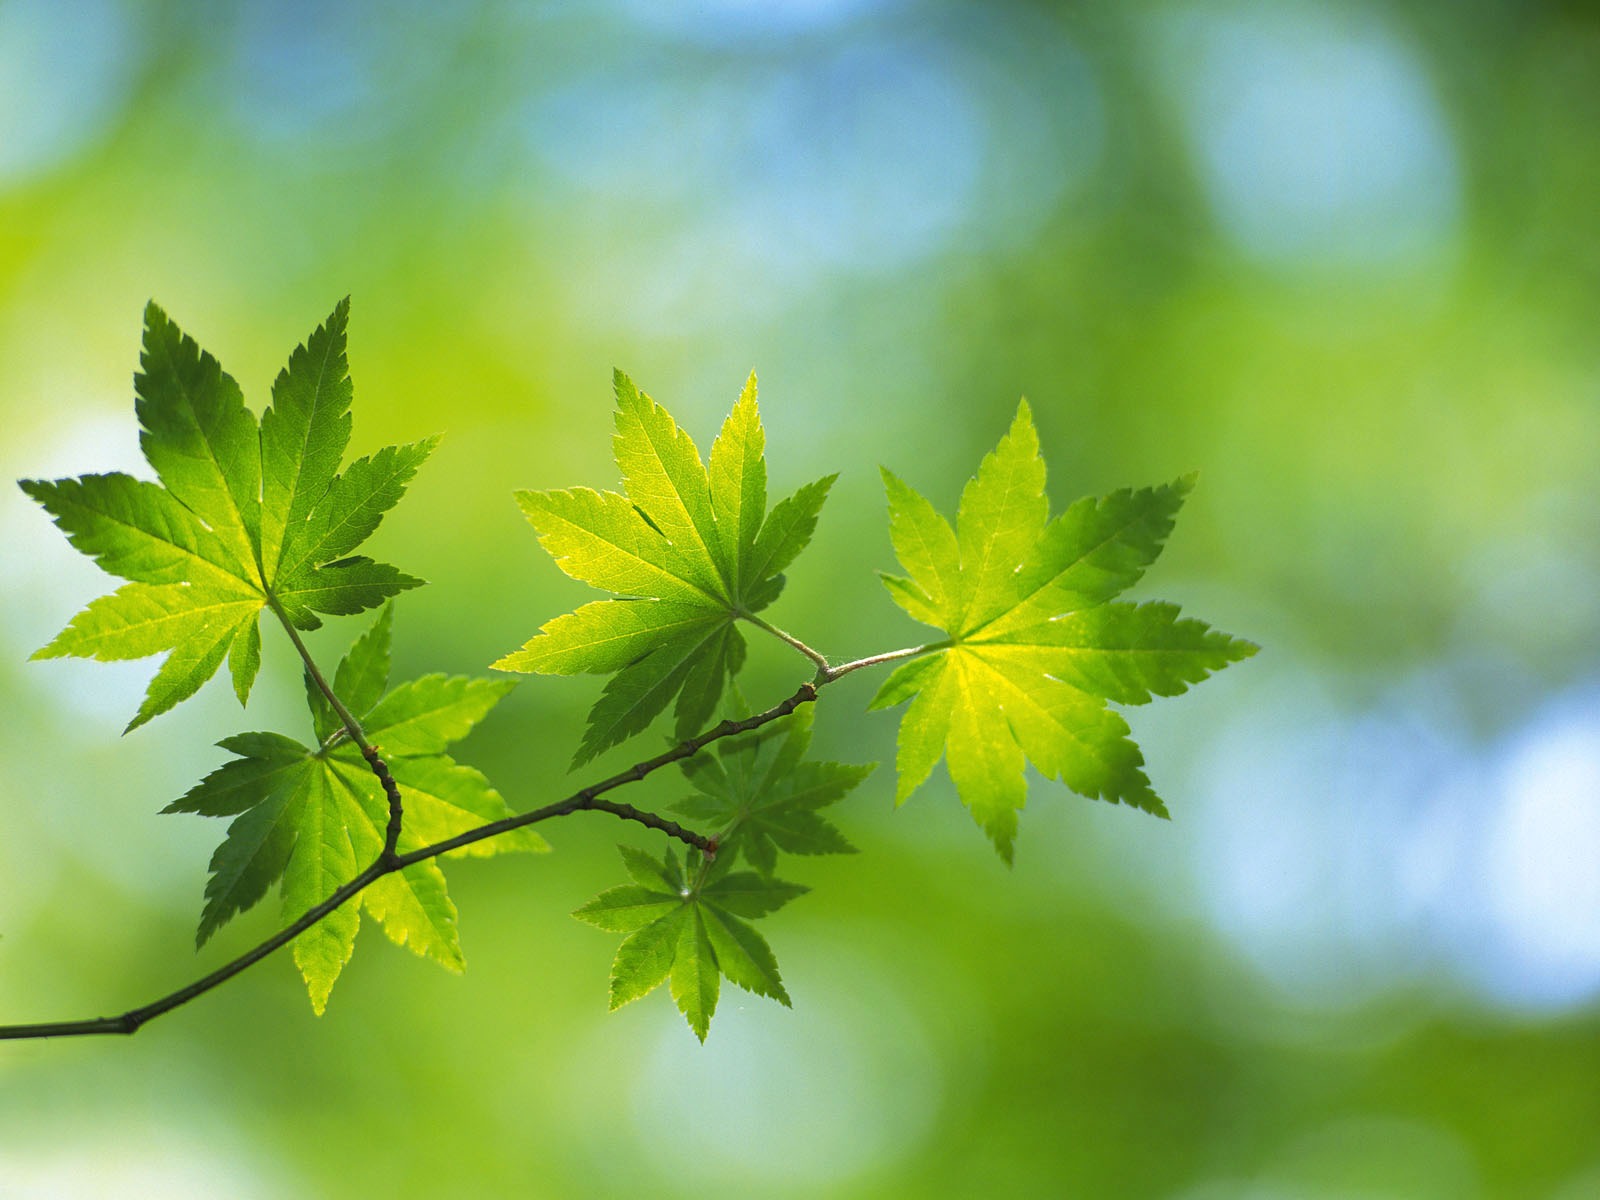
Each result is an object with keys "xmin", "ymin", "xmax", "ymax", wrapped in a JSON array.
[
  {"xmin": 495, "ymin": 372, "xmax": 835, "ymax": 763},
  {"xmin": 165, "ymin": 606, "xmax": 545, "ymax": 1013},
  {"xmin": 871, "ymin": 402, "xmax": 1257, "ymax": 861},
  {"xmin": 20, "ymin": 300, "xmax": 431, "ymax": 729}
]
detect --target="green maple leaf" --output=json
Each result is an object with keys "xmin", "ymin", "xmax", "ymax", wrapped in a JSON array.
[
  {"xmin": 494, "ymin": 372, "xmax": 834, "ymax": 764},
  {"xmin": 20, "ymin": 300, "xmax": 434, "ymax": 730},
  {"xmin": 870, "ymin": 401, "xmax": 1257, "ymax": 862},
  {"xmin": 165, "ymin": 605, "xmax": 546, "ymax": 1013},
  {"xmin": 573, "ymin": 845, "xmax": 805, "ymax": 1041},
  {"xmin": 672, "ymin": 708, "xmax": 871, "ymax": 877}
]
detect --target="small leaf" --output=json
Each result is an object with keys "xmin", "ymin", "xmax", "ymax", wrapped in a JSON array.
[
  {"xmin": 276, "ymin": 437, "xmax": 438, "ymax": 588},
  {"xmin": 672, "ymin": 713, "xmax": 870, "ymax": 876},
  {"xmin": 385, "ymin": 755, "xmax": 548, "ymax": 857},
  {"xmin": 284, "ymin": 768, "xmax": 362, "ymax": 1015},
  {"xmin": 574, "ymin": 845, "xmax": 805, "ymax": 1039},
  {"xmin": 699, "ymin": 906, "xmax": 789, "ymax": 1005},
  {"xmin": 259, "ymin": 298, "xmax": 354, "ymax": 578},
  {"xmin": 574, "ymin": 886, "xmax": 683, "ymax": 934},
  {"xmin": 227, "ymin": 617, "xmax": 262, "ymax": 706},
  {"xmin": 701, "ymin": 872, "xmax": 807, "ymax": 919},
  {"xmin": 134, "ymin": 302, "xmax": 262, "ymax": 573},
  {"xmin": 194, "ymin": 758, "xmax": 310, "ymax": 946}
]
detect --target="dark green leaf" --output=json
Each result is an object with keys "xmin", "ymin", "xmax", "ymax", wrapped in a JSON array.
[
  {"xmin": 672, "ymin": 711, "xmax": 870, "ymax": 876},
  {"xmin": 574, "ymin": 845, "xmax": 804, "ymax": 1039}
]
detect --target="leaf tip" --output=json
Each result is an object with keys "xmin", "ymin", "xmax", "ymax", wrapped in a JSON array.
[
  {"xmin": 488, "ymin": 649, "xmax": 530, "ymax": 674},
  {"xmin": 878, "ymin": 465, "xmax": 914, "ymax": 503}
]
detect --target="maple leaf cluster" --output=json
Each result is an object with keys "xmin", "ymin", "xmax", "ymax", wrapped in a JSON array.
[
  {"xmin": 20, "ymin": 300, "xmax": 1253, "ymax": 1039},
  {"xmin": 22, "ymin": 303, "xmax": 533, "ymax": 1012}
]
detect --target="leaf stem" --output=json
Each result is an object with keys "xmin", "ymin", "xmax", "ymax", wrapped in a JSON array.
[
  {"xmin": 0, "ymin": 642, "xmax": 929, "ymax": 1041},
  {"xmin": 738, "ymin": 612, "xmax": 831, "ymax": 674},
  {"xmin": 266, "ymin": 595, "xmax": 404, "ymax": 861},
  {"xmin": 821, "ymin": 643, "xmax": 935, "ymax": 682},
  {"xmin": 739, "ymin": 611, "xmax": 933, "ymax": 685}
]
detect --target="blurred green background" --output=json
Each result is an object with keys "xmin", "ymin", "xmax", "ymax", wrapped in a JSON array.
[{"xmin": 2, "ymin": 0, "xmax": 1598, "ymax": 1195}]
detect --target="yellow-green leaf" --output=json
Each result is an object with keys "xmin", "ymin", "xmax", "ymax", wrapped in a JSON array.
[{"xmin": 877, "ymin": 402, "xmax": 1255, "ymax": 856}]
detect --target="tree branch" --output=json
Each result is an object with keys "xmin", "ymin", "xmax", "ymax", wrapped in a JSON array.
[
  {"xmin": 390, "ymin": 680, "xmax": 821, "ymax": 867},
  {"xmin": 0, "ymin": 671, "xmax": 858, "ymax": 1041}
]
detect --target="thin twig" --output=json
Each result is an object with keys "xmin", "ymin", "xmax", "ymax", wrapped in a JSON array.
[{"xmin": 0, "ymin": 860, "xmax": 388, "ymax": 1039}]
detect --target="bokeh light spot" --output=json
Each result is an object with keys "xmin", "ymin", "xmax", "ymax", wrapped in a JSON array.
[
  {"xmin": 1156, "ymin": 4, "xmax": 1461, "ymax": 268},
  {"xmin": 0, "ymin": 0, "xmax": 140, "ymax": 187},
  {"xmin": 1480, "ymin": 694, "xmax": 1600, "ymax": 1008},
  {"xmin": 630, "ymin": 948, "xmax": 941, "ymax": 1187}
]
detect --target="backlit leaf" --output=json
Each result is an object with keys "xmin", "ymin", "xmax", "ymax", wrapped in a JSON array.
[
  {"xmin": 872, "ymin": 402, "xmax": 1256, "ymax": 860},
  {"xmin": 496, "ymin": 372, "xmax": 833, "ymax": 764},
  {"xmin": 166, "ymin": 609, "xmax": 543, "ymax": 1011},
  {"xmin": 21, "ymin": 301, "xmax": 431, "ymax": 725}
]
